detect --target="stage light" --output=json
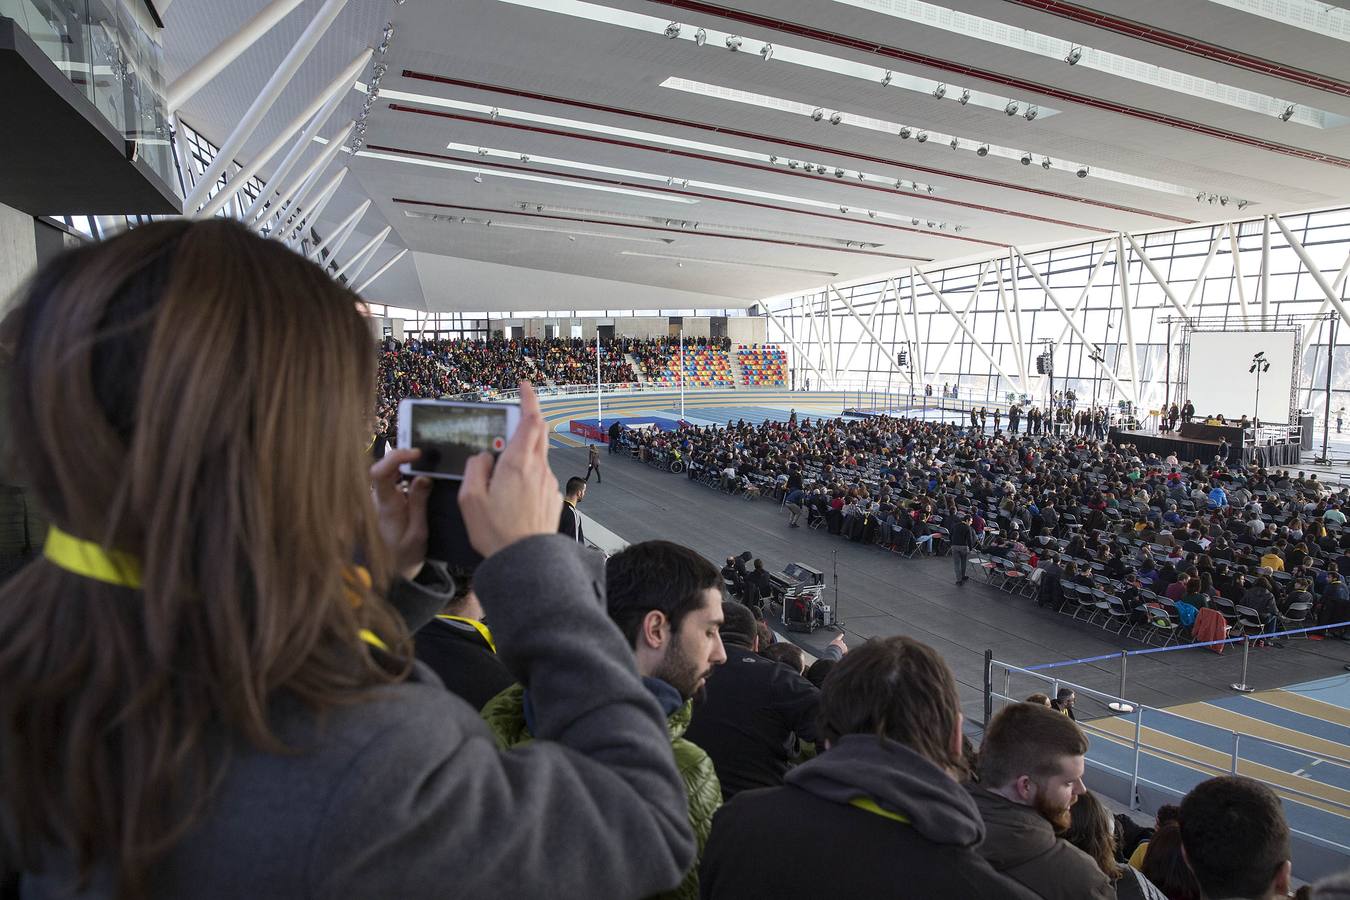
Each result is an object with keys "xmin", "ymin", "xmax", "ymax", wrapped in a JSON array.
[
  {"xmin": 811, "ymin": 107, "xmax": 825, "ymax": 122},
  {"xmin": 760, "ymin": 43, "xmax": 773, "ymax": 60},
  {"xmin": 1279, "ymin": 104, "xmax": 1295, "ymax": 122},
  {"xmin": 694, "ymin": 27, "xmax": 707, "ymax": 46},
  {"xmin": 1237, "ymin": 199, "xmax": 1249, "ymax": 209},
  {"xmin": 1219, "ymin": 195, "xmax": 1229, "ymax": 206},
  {"xmin": 1065, "ymin": 46, "xmax": 1082, "ymax": 65},
  {"xmin": 664, "ymin": 21, "xmax": 681, "ymax": 38},
  {"xmin": 911, "ymin": 217, "xmax": 919, "ymax": 225},
  {"xmin": 834, "ymin": 167, "xmax": 845, "ymax": 178},
  {"xmin": 816, "ymin": 164, "xmax": 827, "ymax": 174},
  {"xmin": 899, "ymin": 126, "xmax": 912, "ymax": 139},
  {"xmin": 932, "ymin": 83, "xmax": 946, "ymax": 99},
  {"xmin": 976, "ymin": 143, "xmax": 989, "ymax": 156},
  {"xmin": 1005, "ymin": 100, "xmax": 1019, "ymax": 116},
  {"xmin": 881, "ymin": 70, "xmax": 893, "ymax": 86},
  {"xmin": 477, "ymin": 147, "xmax": 489, "ymax": 156},
  {"xmin": 949, "ymin": 136, "xmax": 959, "ymax": 149},
  {"xmin": 787, "ymin": 159, "xmax": 799, "ymax": 168},
  {"xmin": 473, "ymin": 173, "xmax": 482, "ymax": 183},
  {"xmin": 839, "ymin": 206, "xmax": 849, "ymax": 214},
  {"xmin": 867, "ymin": 209, "xmax": 877, "ymax": 218},
  {"xmin": 768, "ymin": 155, "xmax": 777, "ymax": 163},
  {"xmin": 829, "ymin": 111, "xmax": 843, "ymax": 125},
  {"xmin": 959, "ymin": 88, "xmax": 971, "ymax": 105},
  {"xmin": 520, "ymin": 153, "xmax": 530, "ymax": 162},
  {"xmin": 1020, "ymin": 152, "xmax": 1032, "ymax": 165},
  {"xmin": 725, "ymin": 35, "xmax": 742, "ymax": 51},
  {"xmin": 916, "ymin": 130, "xmax": 928, "ymax": 142},
  {"xmin": 1076, "ymin": 165, "xmax": 1089, "ymax": 178},
  {"xmin": 1041, "ymin": 157, "xmax": 1051, "ymax": 169},
  {"xmin": 1025, "ymin": 105, "xmax": 1038, "ymax": 121},
  {"xmin": 488, "ymin": 107, "xmax": 499, "ymax": 119}
]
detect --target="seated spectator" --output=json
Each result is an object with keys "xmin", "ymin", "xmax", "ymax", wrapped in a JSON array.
[
  {"xmin": 761, "ymin": 640, "xmax": 806, "ymax": 675},
  {"xmin": 1024, "ymin": 693, "xmax": 1052, "ymax": 707},
  {"xmin": 413, "ymin": 567, "xmax": 515, "ymax": 711},
  {"xmin": 686, "ymin": 601, "xmax": 823, "ymax": 799},
  {"xmin": 1139, "ymin": 823, "xmax": 1200, "ymax": 900},
  {"xmin": 0, "ymin": 222, "xmax": 694, "ymax": 898},
  {"xmin": 970, "ymin": 702, "xmax": 1114, "ymax": 899},
  {"xmin": 1178, "ymin": 776, "xmax": 1291, "ymax": 900},
  {"xmin": 482, "ymin": 539, "xmax": 727, "ymax": 900},
  {"xmin": 1064, "ymin": 791, "xmax": 1167, "ymax": 899},
  {"xmin": 699, "ymin": 637, "xmax": 1039, "ymax": 899},
  {"xmin": 1051, "ymin": 687, "xmax": 1078, "ymax": 721},
  {"xmin": 1127, "ymin": 804, "xmax": 1180, "ymax": 870},
  {"xmin": 804, "ymin": 657, "xmax": 836, "ymax": 688}
]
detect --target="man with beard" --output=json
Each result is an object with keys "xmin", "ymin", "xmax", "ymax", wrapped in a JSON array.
[
  {"xmin": 968, "ymin": 702, "xmax": 1113, "ymax": 900},
  {"xmin": 482, "ymin": 540, "xmax": 727, "ymax": 900}
]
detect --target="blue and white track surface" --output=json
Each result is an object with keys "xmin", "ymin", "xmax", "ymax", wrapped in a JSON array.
[
  {"xmin": 540, "ymin": 389, "xmax": 852, "ymax": 447},
  {"xmin": 1086, "ymin": 674, "xmax": 1350, "ymax": 848}
]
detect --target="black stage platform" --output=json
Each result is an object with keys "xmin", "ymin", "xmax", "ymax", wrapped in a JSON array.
[
  {"xmin": 551, "ymin": 446, "xmax": 1350, "ymax": 731},
  {"xmin": 1109, "ymin": 428, "xmax": 1225, "ymax": 463}
]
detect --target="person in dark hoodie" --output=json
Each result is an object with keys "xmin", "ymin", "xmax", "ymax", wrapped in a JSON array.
[
  {"xmin": 699, "ymin": 636, "xmax": 1039, "ymax": 899},
  {"xmin": 969, "ymin": 702, "xmax": 1115, "ymax": 900},
  {"xmin": 685, "ymin": 601, "xmax": 824, "ymax": 800}
]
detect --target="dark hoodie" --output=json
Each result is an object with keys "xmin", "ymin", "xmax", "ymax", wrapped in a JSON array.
[
  {"xmin": 699, "ymin": 735, "xmax": 1038, "ymax": 899},
  {"xmin": 968, "ymin": 784, "xmax": 1115, "ymax": 900}
]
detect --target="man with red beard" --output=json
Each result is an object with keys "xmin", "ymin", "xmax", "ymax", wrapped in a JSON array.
[{"xmin": 968, "ymin": 702, "xmax": 1113, "ymax": 900}]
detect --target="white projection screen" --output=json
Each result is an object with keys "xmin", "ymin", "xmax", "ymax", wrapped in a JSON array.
[{"xmin": 1185, "ymin": 331, "xmax": 1297, "ymax": 424}]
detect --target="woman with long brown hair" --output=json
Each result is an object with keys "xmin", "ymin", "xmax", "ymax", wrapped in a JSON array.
[
  {"xmin": 0, "ymin": 220, "xmax": 693, "ymax": 899},
  {"xmin": 1064, "ymin": 791, "xmax": 1168, "ymax": 899}
]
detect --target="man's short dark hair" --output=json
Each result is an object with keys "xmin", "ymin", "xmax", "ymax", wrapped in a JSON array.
[
  {"xmin": 978, "ymin": 702, "xmax": 1088, "ymax": 789},
  {"xmin": 761, "ymin": 641, "xmax": 804, "ymax": 674},
  {"xmin": 1180, "ymin": 776, "xmax": 1289, "ymax": 900},
  {"xmin": 605, "ymin": 541, "xmax": 720, "ymax": 648},
  {"xmin": 565, "ymin": 476, "xmax": 586, "ymax": 497},
  {"xmin": 818, "ymin": 636, "xmax": 961, "ymax": 771},
  {"xmin": 718, "ymin": 599, "xmax": 757, "ymax": 648}
]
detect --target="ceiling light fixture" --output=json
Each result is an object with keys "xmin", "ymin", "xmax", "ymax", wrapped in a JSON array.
[
  {"xmin": 362, "ymin": 149, "xmax": 699, "ymax": 202},
  {"xmin": 473, "ymin": 173, "xmax": 483, "ymax": 183},
  {"xmin": 1020, "ymin": 152, "xmax": 1032, "ymax": 165},
  {"xmin": 881, "ymin": 69, "xmax": 892, "ymax": 86},
  {"xmin": 898, "ymin": 126, "xmax": 911, "ymax": 139},
  {"xmin": 1041, "ymin": 157, "xmax": 1051, "ymax": 169},
  {"xmin": 617, "ymin": 250, "xmax": 839, "ymax": 278},
  {"xmin": 828, "ymin": 111, "xmax": 843, "ymax": 125},
  {"xmin": 1076, "ymin": 165, "xmax": 1089, "ymax": 178},
  {"xmin": 958, "ymin": 88, "xmax": 970, "ymax": 105},
  {"xmin": 694, "ymin": 27, "xmax": 706, "ymax": 46},
  {"xmin": 664, "ymin": 21, "xmax": 681, "ymax": 38},
  {"xmin": 976, "ymin": 144, "xmax": 989, "ymax": 156},
  {"xmin": 834, "ymin": 167, "xmax": 845, "ymax": 178},
  {"xmin": 1024, "ymin": 105, "xmax": 1038, "ymax": 121},
  {"xmin": 949, "ymin": 136, "xmax": 958, "ymax": 149},
  {"xmin": 932, "ymin": 83, "xmax": 946, "ymax": 99},
  {"xmin": 1065, "ymin": 45, "xmax": 1082, "ymax": 65},
  {"xmin": 1005, "ymin": 100, "xmax": 1019, "ymax": 116},
  {"xmin": 725, "ymin": 35, "xmax": 742, "ymax": 51},
  {"xmin": 916, "ymin": 130, "xmax": 928, "ymax": 142},
  {"xmin": 811, "ymin": 107, "xmax": 825, "ymax": 121},
  {"xmin": 1279, "ymin": 104, "xmax": 1295, "ymax": 122}
]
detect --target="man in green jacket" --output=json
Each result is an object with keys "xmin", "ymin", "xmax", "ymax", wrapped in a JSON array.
[{"xmin": 483, "ymin": 539, "xmax": 727, "ymax": 900}]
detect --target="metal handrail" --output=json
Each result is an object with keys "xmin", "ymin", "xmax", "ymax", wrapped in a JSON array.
[{"xmin": 987, "ymin": 659, "xmax": 1350, "ymax": 817}]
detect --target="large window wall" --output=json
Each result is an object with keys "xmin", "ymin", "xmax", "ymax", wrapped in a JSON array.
[{"xmin": 766, "ymin": 206, "xmax": 1350, "ymax": 428}]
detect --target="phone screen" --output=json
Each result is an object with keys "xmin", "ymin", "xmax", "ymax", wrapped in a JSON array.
[{"xmin": 409, "ymin": 404, "xmax": 510, "ymax": 477}]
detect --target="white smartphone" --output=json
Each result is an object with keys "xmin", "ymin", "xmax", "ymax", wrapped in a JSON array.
[{"xmin": 397, "ymin": 399, "xmax": 521, "ymax": 479}]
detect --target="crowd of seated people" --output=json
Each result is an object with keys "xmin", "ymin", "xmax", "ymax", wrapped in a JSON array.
[{"xmin": 615, "ymin": 407, "xmax": 1350, "ymax": 643}]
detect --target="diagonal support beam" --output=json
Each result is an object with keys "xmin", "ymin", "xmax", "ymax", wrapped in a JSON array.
[
  {"xmin": 258, "ymin": 121, "xmax": 353, "ymax": 233},
  {"xmin": 354, "ymin": 248, "xmax": 409, "ymax": 295},
  {"xmin": 282, "ymin": 167, "xmax": 346, "ymax": 247},
  {"xmin": 1123, "ymin": 233, "xmax": 1190, "ymax": 319},
  {"xmin": 309, "ymin": 198, "xmax": 370, "ymax": 263},
  {"xmin": 1014, "ymin": 247, "xmax": 1135, "ymax": 406},
  {"xmin": 762, "ymin": 306, "xmax": 830, "ymax": 387},
  {"xmin": 167, "ymin": 0, "xmax": 308, "ymax": 112},
  {"xmin": 1228, "ymin": 226, "xmax": 1251, "ymax": 324},
  {"xmin": 839, "ymin": 283, "xmax": 883, "ymax": 374},
  {"xmin": 182, "ymin": 0, "xmax": 351, "ymax": 214},
  {"xmin": 915, "ymin": 268, "xmax": 1022, "ymax": 393},
  {"xmin": 931, "ymin": 261, "xmax": 991, "ymax": 377},
  {"xmin": 1116, "ymin": 235, "xmax": 1142, "ymax": 406},
  {"xmin": 1273, "ymin": 215, "xmax": 1350, "ymax": 328},
  {"xmin": 332, "ymin": 226, "xmax": 391, "ymax": 284},
  {"xmin": 830, "ymin": 284, "xmax": 912, "ymax": 388}
]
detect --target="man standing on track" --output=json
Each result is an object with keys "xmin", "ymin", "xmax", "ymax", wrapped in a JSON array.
[{"xmin": 585, "ymin": 441, "xmax": 602, "ymax": 483}]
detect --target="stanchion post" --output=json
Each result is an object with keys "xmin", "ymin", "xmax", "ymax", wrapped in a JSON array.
[
  {"xmin": 1230, "ymin": 733, "xmax": 1241, "ymax": 775},
  {"xmin": 983, "ymin": 650, "xmax": 993, "ymax": 727},
  {"xmin": 1108, "ymin": 649, "xmax": 1135, "ymax": 714},
  {"xmin": 1231, "ymin": 635, "xmax": 1254, "ymax": 693},
  {"xmin": 1130, "ymin": 705, "xmax": 1144, "ymax": 810}
]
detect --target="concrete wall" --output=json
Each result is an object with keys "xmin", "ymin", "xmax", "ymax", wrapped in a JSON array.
[
  {"xmin": 682, "ymin": 316, "xmax": 710, "ymax": 339},
  {"xmin": 0, "ymin": 203, "xmax": 38, "ymax": 320},
  {"xmin": 727, "ymin": 317, "xmax": 768, "ymax": 344}
]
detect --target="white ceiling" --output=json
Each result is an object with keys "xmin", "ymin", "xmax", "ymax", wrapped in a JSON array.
[{"xmin": 161, "ymin": 0, "xmax": 1350, "ymax": 312}]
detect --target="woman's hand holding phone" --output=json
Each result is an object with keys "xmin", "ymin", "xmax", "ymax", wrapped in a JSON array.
[
  {"xmin": 370, "ymin": 448, "xmax": 433, "ymax": 580},
  {"xmin": 458, "ymin": 382, "xmax": 562, "ymax": 558}
]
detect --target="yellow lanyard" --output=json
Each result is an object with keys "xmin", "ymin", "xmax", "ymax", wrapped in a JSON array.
[
  {"xmin": 43, "ymin": 526, "xmax": 141, "ymax": 587},
  {"xmin": 45, "ymin": 525, "xmax": 394, "ymax": 653},
  {"xmin": 848, "ymin": 797, "xmax": 911, "ymax": 825},
  {"xmin": 436, "ymin": 614, "xmax": 497, "ymax": 653}
]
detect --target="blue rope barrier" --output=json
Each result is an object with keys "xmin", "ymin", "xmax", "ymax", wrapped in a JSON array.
[{"xmin": 1017, "ymin": 618, "xmax": 1350, "ymax": 673}]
